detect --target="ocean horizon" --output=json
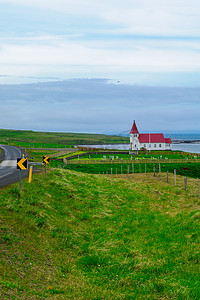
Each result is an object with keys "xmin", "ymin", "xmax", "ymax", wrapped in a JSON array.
[
  {"xmin": 81, "ymin": 139, "xmax": 200, "ymax": 154},
  {"xmin": 118, "ymin": 133, "xmax": 200, "ymax": 141},
  {"xmin": 165, "ymin": 133, "xmax": 200, "ymax": 141}
]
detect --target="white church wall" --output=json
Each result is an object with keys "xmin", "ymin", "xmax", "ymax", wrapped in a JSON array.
[{"xmin": 129, "ymin": 121, "xmax": 172, "ymax": 151}]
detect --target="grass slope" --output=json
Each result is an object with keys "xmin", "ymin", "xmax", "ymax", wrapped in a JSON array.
[
  {"xmin": 0, "ymin": 129, "xmax": 129, "ymax": 147},
  {"xmin": 0, "ymin": 169, "xmax": 199, "ymax": 299}
]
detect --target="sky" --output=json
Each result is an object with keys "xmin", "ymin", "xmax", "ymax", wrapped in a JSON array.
[{"xmin": 0, "ymin": 0, "xmax": 200, "ymax": 134}]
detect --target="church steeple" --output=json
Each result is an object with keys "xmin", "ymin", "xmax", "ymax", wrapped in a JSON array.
[
  {"xmin": 130, "ymin": 120, "xmax": 139, "ymax": 151},
  {"xmin": 130, "ymin": 120, "xmax": 139, "ymax": 134}
]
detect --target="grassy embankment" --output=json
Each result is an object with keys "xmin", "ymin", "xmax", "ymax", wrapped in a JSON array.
[
  {"xmin": 0, "ymin": 168, "xmax": 199, "ymax": 299},
  {"xmin": 0, "ymin": 129, "xmax": 129, "ymax": 148}
]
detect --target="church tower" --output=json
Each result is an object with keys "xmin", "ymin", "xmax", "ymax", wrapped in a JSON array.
[{"xmin": 130, "ymin": 120, "xmax": 140, "ymax": 150}]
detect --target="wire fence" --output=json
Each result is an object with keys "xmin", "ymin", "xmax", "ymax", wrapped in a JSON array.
[
  {"xmin": 63, "ymin": 158, "xmax": 199, "ymax": 165},
  {"xmin": 62, "ymin": 159, "xmax": 200, "ymax": 197},
  {"xmin": 101, "ymin": 166, "xmax": 200, "ymax": 198}
]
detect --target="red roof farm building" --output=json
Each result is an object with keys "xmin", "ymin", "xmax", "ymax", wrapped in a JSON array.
[{"xmin": 130, "ymin": 121, "xmax": 172, "ymax": 151}]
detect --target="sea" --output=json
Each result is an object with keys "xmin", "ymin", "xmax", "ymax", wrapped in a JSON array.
[
  {"xmin": 165, "ymin": 133, "xmax": 200, "ymax": 141},
  {"xmin": 81, "ymin": 134, "xmax": 200, "ymax": 154},
  {"xmin": 166, "ymin": 133, "xmax": 200, "ymax": 154}
]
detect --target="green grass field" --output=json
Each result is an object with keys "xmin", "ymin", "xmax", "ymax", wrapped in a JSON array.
[
  {"xmin": 0, "ymin": 129, "xmax": 129, "ymax": 148},
  {"xmin": 51, "ymin": 157, "xmax": 200, "ymax": 179},
  {"xmin": 0, "ymin": 168, "xmax": 199, "ymax": 299},
  {"xmin": 72, "ymin": 151, "xmax": 197, "ymax": 161}
]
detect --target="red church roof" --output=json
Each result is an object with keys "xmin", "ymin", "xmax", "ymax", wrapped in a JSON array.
[
  {"xmin": 164, "ymin": 138, "xmax": 172, "ymax": 144},
  {"xmin": 130, "ymin": 120, "xmax": 139, "ymax": 134},
  {"xmin": 138, "ymin": 133, "xmax": 166, "ymax": 143},
  {"xmin": 130, "ymin": 121, "xmax": 172, "ymax": 144}
]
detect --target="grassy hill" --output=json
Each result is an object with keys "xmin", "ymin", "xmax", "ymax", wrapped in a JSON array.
[
  {"xmin": 0, "ymin": 169, "xmax": 199, "ymax": 299},
  {"xmin": 0, "ymin": 129, "xmax": 129, "ymax": 148}
]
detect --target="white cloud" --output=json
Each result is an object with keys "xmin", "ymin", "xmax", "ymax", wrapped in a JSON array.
[
  {"xmin": 102, "ymin": 1, "xmax": 200, "ymax": 36},
  {"xmin": 1, "ymin": 0, "xmax": 200, "ymax": 36},
  {"xmin": 0, "ymin": 0, "xmax": 200, "ymax": 85},
  {"xmin": 0, "ymin": 35, "xmax": 200, "ymax": 80}
]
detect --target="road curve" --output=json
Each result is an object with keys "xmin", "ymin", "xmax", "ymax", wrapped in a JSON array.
[{"xmin": 0, "ymin": 145, "xmax": 29, "ymax": 188}]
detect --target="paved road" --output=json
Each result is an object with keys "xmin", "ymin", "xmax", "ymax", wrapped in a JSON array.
[{"xmin": 0, "ymin": 145, "xmax": 31, "ymax": 188}]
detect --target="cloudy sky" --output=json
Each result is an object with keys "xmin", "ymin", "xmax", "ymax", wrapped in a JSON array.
[{"xmin": 0, "ymin": 0, "xmax": 200, "ymax": 133}]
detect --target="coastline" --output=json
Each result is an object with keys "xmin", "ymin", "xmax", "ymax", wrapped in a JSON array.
[
  {"xmin": 172, "ymin": 140, "xmax": 200, "ymax": 144},
  {"xmin": 79, "ymin": 142, "xmax": 200, "ymax": 154}
]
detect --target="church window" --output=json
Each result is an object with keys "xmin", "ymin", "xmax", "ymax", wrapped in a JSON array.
[
  {"xmin": 149, "ymin": 144, "xmax": 151, "ymax": 148},
  {"xmin": 154, "ymin": 144, "xmax": 156, "ymax": 147},
  {"xmin": 159, "ymin": 144, "xmax": 162, "ymax": 147}
]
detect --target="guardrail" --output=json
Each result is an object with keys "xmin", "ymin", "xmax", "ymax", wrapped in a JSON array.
[{"xmin": 28, "ymin": 162, "xmax": 44, "ymax": 166}]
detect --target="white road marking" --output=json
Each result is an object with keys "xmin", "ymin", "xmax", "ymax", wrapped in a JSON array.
[
  {"xmin": 0, "ymin": 172, "xmax": 13, "ymax": 179},
  {"xmin": 0, "ymin": 160, "xmax": 16, "ymax": 168}
]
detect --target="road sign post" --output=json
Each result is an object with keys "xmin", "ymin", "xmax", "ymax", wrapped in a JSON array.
[
  {"xmin": 17, "ymin": 157, "xmax": 28, "ymax": 190},
  {"xmin": 19, "ymin": 169, "xmax": 22, "ymax": 190},
  {"xmin": 43, "ymin": 156, "xmax": 50, "ymax": 174}
]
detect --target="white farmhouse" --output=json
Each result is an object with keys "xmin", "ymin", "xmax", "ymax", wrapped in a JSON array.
[{"xmin": 130, "ymin": 120, "xmax": 172, "ymax": 151}]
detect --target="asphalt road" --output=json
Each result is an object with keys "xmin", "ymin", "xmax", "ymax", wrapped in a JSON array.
[{"xmin": 0, "ymin": 145, "xmax": 35, "ymax": 188}]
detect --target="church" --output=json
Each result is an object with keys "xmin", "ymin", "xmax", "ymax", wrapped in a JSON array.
[{"xmin": 130, "ymin": 120, "xmax": 172, "ymax": 151}]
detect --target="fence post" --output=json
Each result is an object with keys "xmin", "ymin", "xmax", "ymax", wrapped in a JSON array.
[
  {"xmin": 159, "ymin": 163, "xmax": 161, "ymax": 179},
  {"xmin": 121, "ymin": 165, "xmax": 122, "ymax": 174},
  {"xmin": 116, "ymin": 168, "xmax": 117, "ymax": 174},
  {"xmin": 185, "ymin": 176, "xmax": 187, "ymax": 191},
  {"xmin": 197, "ymin": 178, "xmax": 199, "ymax": 197},
  {"xmin": 153, "ymin": 165, "xmax": 155, "ymax": 177},
  {"xmin": 174, "ymin": 169, "xmax": 176, "ymax": 186},
  {"xmin": 127, "ymin": 165, "xmax": 129, "ymax": 174},
  {"xmin": 132, "ymin": 163, "xmax": 134, "ymax": 174},
  {"xmin": 139, "ymin": 163, "xmax": 141, "ymax": 174},
  {"xmin": 111, "ymin": 168, "xmax": 112, "ymax": 175},
  {"xmin": 167, "ymin": 171, "xmax": 169, "ymax": 183},
  {"xmin": 145, "ymin": 164, "xmax": 146, "ymax": 175}
]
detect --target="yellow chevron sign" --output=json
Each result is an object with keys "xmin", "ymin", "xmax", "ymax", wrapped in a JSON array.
[
  {"xmin": 43, "ymin": 156, "xmax": 50, "ymax": 164},
  {"xmin": 17, "ymin": 157, "xmax": 28, "ymax": 170}
]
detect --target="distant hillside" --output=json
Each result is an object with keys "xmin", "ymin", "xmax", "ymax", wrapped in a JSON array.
[{"xmin": 0, "ymin": 129, "xmax": 129, "ymax": 148}]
